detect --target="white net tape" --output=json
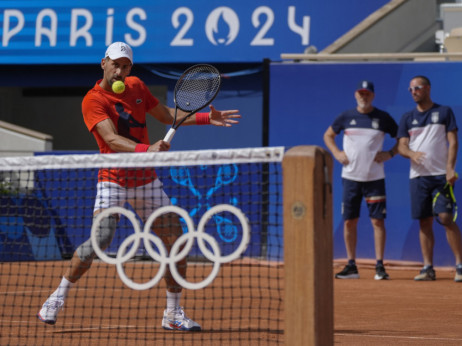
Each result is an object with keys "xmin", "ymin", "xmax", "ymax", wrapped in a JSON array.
[{"xmin": 0, "ymin": 147, "xmax": 285, "ymax": 171}]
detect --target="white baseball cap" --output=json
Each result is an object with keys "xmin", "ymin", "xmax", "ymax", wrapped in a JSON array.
[{"xmin": 105, "ymin": 42, "xmax": 133, "ymax": 64}]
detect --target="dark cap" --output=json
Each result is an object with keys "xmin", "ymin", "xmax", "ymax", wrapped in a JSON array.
[{"xmin": 356, "ymin": 80, "xmax": 374, "ymax": 93}]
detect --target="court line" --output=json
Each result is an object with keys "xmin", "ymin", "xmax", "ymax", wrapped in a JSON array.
[
  {"xmin": 335, "ymin": 332, "xmax": 462, "ymax": 342},
  {"xmin": 0, "ymin": 287, "xmax": 125, "ymax": 295},
  {"xmin": 0, "ymin": 289, "xmax": 59, "ymax": 295},
  {"xmin": 2, "ymin": 319, "xmax": 135, "ymax": 327},
  {"xmin": 51, "ymin": 325, "xmax": 139, "ymax": 332},
  {"xmin": 1, "ymin": 319, "xmax": 139, "ymax": 333}
]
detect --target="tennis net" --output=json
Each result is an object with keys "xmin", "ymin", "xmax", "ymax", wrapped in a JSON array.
[{"xmin": 0, "ymin": 147, "xmax": 284, "ymax": 345}]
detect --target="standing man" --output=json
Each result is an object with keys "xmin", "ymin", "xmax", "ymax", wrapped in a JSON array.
[
  {"xmin": 397, "ymin": 75, "xmax": 462, "ymax": 282},
  {"xmin": 37, "ymin": 42, "xmax": 241, "ymax": 330},
  {"xmin": 324, "ymin": 80, "xmax": 398, "ymax": 280}
]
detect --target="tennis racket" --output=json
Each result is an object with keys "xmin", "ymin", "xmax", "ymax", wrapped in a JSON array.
[
  {"xmin": 163, "ymin": 64, "xmax": 221, "ymax": 143},
  {"xmin": 433, "ymin": 182, "xmax": 458, "ymax": 225}
]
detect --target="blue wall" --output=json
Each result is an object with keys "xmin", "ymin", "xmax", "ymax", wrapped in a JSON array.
[
  {"xmin": 269, "ymin": 61, "xmax": 462, "ymax": 266},
  {"xmin": 0, "ymin": 1, "xmax": 387, "ymax": 64},
  {"xmin": 5, "ymin": 60, "xmax": 462, "ymax": 266}
]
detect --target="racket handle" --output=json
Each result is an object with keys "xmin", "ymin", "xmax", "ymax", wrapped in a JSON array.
[{"xmin": 164, "ymin": 128, "xmax": 176, "ymax": 143}]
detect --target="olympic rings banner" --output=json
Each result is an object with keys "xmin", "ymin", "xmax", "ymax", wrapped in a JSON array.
[
  {"xmin": 0, "ymin": 0, "xmax": 388, "ymax": 64},
  {"xmin": 91, "ymin": 205, "xmax": 250, "ymax": 290}
]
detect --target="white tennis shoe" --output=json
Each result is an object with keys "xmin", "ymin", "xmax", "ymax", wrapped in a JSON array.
[
  {"xmin": 37, "ymin": 296, "xmax": 64, "ymax": 325},
  {"xmin": 161, "ymin": 307, "xmax": 201, "ymax": 331}
]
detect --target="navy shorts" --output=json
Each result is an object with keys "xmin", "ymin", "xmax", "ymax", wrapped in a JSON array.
[
  {"xmin": 342, "ymin": 178, "xmax": 387, "ymax": 220},
  {"xmin": 410, "ymin": 175, "xmax": 454, "ymax": 219}
]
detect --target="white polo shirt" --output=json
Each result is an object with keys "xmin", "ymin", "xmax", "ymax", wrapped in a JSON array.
[
  {"xmin": 331, "ymin": 107, "xmax": 398, "ymax": 182},
  {"xmin": 397, "ymin": 103, "xmax": 458, "ymax": 179}
]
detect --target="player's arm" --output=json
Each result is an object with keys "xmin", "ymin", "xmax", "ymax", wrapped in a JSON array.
[
  {"xmin": 323, "ymin": 126, "xmax": 349, "ymax": 165},
  {"xmin": 387, "ymin": 139, "xmax": 399, "ymax": 158},
  {"xmin": 376, "ymin": 116, "xmax": 400, "ymax": 162},
  {"xmin": 389, "ymin": 140, "xmax": 399, "ymax": 157},
  {"xmin": 447, "ymin": 130, "xmax": 458, "ymax": 184},
  {"xmin": 147, "ymin": 103, "xmax": 241, "ymax": 127},
  {"xmin": 397, "ymin": 137, "xmax": 425, "ymax": 164},
  {"xmin": 147, "ymin": 103, "xmax": 187, "ymax": 125},
  {"xmin": 94, "ymin": 118, "xmax": 170, "ymax": 152},
  {"xmin": 374, "ymin": 139, "xmax": 398, "ymax": 163}
]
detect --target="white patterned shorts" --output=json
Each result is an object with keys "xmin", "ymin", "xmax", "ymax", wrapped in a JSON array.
[{"xmin": 94, "ymin": 179, "xmax": 171, "ymax": 221}]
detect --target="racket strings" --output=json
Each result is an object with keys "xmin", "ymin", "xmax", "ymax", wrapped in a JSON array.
[{"xmin": 175, "ymin": 65, "xmax": 221, "ymax": 112}]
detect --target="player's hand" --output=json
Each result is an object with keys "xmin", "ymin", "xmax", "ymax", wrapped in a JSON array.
[
  {"xmin": 374, "ymin": 151, "xmax": 391, "ymax": 163},
  {"xmin": 335, "ymin": 151, "xmax": 349, "ymax": 165},
  {"xmin": 410, "ymin": 151, "xmax": 425, "ymax": 165},
  {"xmin": 208, "ymin": 105, "xmax": 241, "ymax": 127},
  {"xmin": 147, "ymin": 140, "xmax": 170, "ymax": 152},
  {"xmin": 447, "ymin": 170, "xmax": 458, "ymax": 186}
]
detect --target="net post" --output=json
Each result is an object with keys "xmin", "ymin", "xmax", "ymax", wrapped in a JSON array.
[{"xmin": 282, "ymin": 145, "xmax": 333, "ymax": 346}]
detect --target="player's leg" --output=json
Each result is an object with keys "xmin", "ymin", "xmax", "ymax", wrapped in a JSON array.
[
  {"xmin": 343, "ymin": 218, "xmax": 359, "ymax": 261},
  {"xmin": 370, "ymin": 218, "xmax": 388, "ymax": 280},
  {"xmin": 443, "ymin": 221, "xmax": 462, "ymax": 261},
  {"xmin": 409, "ymin": 176, "xmax": 436, "ymax": 281},
  {"xmin": 335, "ymin": 179, "xmax": 361, "ymax": 279},
  {"xmin": 365, "ymin": 179, "xmax": 389, "ymax": 280},
  {"xmin": 150, "ymin": 212, "xmax": 200, "ymax": 330},
  {"xmin": 68, "ymin": 211, "xmax": 118, "ymax": 280},
  {"xmin": 37, "ymin": 182, "xmax": 122, "ymax": 324},
  {"xmin": 370, "ymin": 218, "xmax": 386, "ymax": 261},
  {"xmin": 432, "ymin": 179, "xmax": 462, "ymax": 281},
  {"xmin": 149, "ymin": 212, "xmax": 187, "ymax": 292},
  {"xmin": 132, "ymin": 179, "xmax": 200, "ymax": 331},
  {"xmin": 445, "ymin": 222, "xmax": 462, "ymax": 282},
  {"xmin": 131, "ymin": 179, "xmax": 187, "ymax": 290},
  {"xmin": 417, "ymin": 216, "xmax": 435, "ymax": 271}
]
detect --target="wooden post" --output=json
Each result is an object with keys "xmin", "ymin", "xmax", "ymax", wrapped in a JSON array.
[{"xmin": 283, "ymin": 146, "xmax": 333, "ymax": 346}]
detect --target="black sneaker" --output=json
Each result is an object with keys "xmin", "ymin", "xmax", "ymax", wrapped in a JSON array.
[
  {"xmin": 374, "ymin": 265, "xmax": 390, "ymax": 280},
  {"xmin": 414, "ymin": 266, "xmax": 436, "ymax": 281},
  {"xmin": 335, "ymin": 264, "xmax": 359, "ymax": 279},
  {"xmin": 455, "ymin": 266, "xmax": 462, "ymax": 282}
]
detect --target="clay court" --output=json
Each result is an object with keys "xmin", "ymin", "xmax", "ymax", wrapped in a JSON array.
[
  {"xmin": 333, "ymin": 260, "xmax": 462, "ymax": 346},
  {"xmin": 1, "ymin": 259, "xmax": 462, "ymax": 345}
]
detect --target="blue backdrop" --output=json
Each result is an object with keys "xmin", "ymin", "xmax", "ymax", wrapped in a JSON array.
[
  {"xmin": 4, "ymin": 60, "xmax": 462, "ymax": 266},
  {"xmin": 0, "ymin": 0, "xmax": 387, "ymax": 63},
  {"xmin": 0, "ymin": 160, "xmax": 281, "ymax": 262},
  {"xmin": 269, "ymin": 61, "xmax": 462, "ymax": 266}
]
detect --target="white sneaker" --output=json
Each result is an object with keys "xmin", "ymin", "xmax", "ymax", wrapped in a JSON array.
[
  {"xmin": 161, "ymin": 307, "xmax": 201, "ymax": 331},
  {"xmin": 37, "ymin": 296, "xmax": 64, "ymax": 325}
]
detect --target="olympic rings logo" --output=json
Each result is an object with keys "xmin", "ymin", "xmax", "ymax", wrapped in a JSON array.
[{"xmin": 90, "ymin": 204, "xmax": 250, "ymax": 291}]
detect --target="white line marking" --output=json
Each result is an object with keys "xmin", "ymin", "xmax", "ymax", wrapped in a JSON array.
[{"xmin": 335, "ymin": 333, "xmax": 462, "ymax": 342}]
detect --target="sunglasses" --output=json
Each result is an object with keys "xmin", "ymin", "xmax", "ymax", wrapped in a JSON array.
[{"xmin": 408, "ymin": 85, "xmax": 425, "ymax": 92}]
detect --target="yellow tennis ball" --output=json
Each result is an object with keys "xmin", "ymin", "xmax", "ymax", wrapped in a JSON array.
[{"xmin": 112, "ymin": 80, "xmax": 125, "ymax": 94}]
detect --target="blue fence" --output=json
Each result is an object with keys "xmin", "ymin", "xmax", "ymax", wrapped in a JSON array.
[
  {"xmin": 269, "ymin": 60, "xmax": 462, "ymax": 266},
  {"xmin": 0, "ymin": 156, "xmax": 283, "ymax": 262}
]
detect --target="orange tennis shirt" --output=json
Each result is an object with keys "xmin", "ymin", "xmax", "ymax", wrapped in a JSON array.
[{"xmin": 82, "ymin": 76, "xmax": 160, "ymax": 188}]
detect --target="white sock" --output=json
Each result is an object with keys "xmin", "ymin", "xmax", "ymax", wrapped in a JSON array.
[
  {"xmin": 166, "ymin": 291, "xmax": 181, "ymax": 312},
  {"xmin": 51, "ymin": 277, "xmax": 74, "ymax": 299}
]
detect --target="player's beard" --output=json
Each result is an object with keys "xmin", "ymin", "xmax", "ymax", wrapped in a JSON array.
[
  {"xmin": 111, "ymin": 75, "xmax": 123, "ymax": 84},
  {"xmin": 357, "ymin": 101, "xmax": 368, "ymax": 110},
  {"xmin": 412, "ymin": 94, "xmax": 422, "ymax": 103}
]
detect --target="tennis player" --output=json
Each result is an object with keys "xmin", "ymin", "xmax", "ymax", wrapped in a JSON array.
[
  {"xmin": 37, "ymin": 42, "xmax": 241, "ymax": 330},
  {"xmin": 397, "ymin": 75, "xmax": 462, "ymax": 282}
]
